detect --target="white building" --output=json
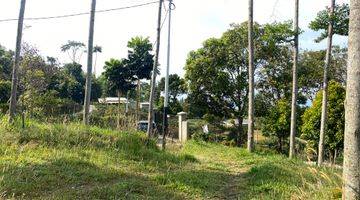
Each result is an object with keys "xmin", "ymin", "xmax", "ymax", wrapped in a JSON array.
[{"xmin": 98, "ymin": 97, "xmax": 129, "ymax": 104}]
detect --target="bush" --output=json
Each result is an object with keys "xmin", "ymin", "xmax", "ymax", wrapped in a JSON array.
[
  {"xmin": 301, "ymin": 81, "xmax": 345, "ymax": 163},
  {"xmin": 0, "ymin": 81, "xmax": 10, "ymax": 103}
]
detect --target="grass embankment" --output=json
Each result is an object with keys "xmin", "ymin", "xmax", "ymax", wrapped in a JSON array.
[{"xmin": 0, "ymin": 120, "xmax": 341, "ymax": 199}]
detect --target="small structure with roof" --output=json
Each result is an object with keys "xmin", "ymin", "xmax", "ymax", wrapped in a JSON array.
[{"xmin": 98, "ymin": 97, "xmax": 129, "ymax": 104}]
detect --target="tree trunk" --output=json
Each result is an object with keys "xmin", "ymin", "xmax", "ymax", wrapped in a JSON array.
[
  {"xmin": 94, "ymin": 53, "xmax": 97, "ymax": 77},
  {"xmin": 9, "ymin": 0, "xmax": 26, "ymax": 123},
  {"xmin": 329, "ymin": 150, "xmax": 334, "ymax": 165},
  {"xmin": 117, "ymin": 90, "xmax": 122, "ymax": 129},
  {"xmin": 278, "ymin": 137, "xmax": 283, "ymax": 153},
  {"xmin": 247, "ymin": 0, "xmax": 255, "ymax": 153},
  {"xmin": 125, "ymin": 91, "xmax": 129, "ymax": 116},
  {"xmin": 136, "ymin": 79, "xmax": 141, "ymax": 121},
  {"xmin": 342, "ymin": 1, "xmax": 360, "ymax": 199},
  {"xmin": 289, "ymin": 0, "xmax": 299, "ymax": 159},
  {"xmin": 318, "ymin": 0, "xmax": 335, "ymax": 167},
  {"xmin": 83, "ymin": 0, "xmax": 97, "ymax": 125},
  {"xmin": 147, "ymin": 0, "xmax": 163, "ymax": 138},
  {"xmin": 237, "ymin": 117, "xmax": 244, "ymax": 146}
]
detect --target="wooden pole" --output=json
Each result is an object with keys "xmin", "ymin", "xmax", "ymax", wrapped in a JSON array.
[{"xmin": 9, "ymin": 0, "xmax": 27, "ymax": 123}]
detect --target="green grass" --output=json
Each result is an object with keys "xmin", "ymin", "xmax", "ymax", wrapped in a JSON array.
[{"xmin": 0, "ymin": 120, "xmax": 342, "ymax": 199}]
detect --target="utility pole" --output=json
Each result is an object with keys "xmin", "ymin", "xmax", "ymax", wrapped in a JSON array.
[
  {"xmin": 147, "ymin": 0, "xmax": 163, "ymax": 138},
  {"xmin": 289, "ymin": 0, "xmax": 299, "ymax": 159},
  {"xmin": 83, "ymin": 0, "xmax": 97, "ymax": 125},
  {"xmin": 318, "ymin": 0, "xmax": 335, "ymax": 167},
  {"xmin": 9, "ymin": 0, "xmax": 27, "ymax": 123},
  {"xmin": 162, "ymin": 0, "xmax": 173, "ymax": 149},
  {"xmin": 247, "ymin": 0, "xmax": 255, "ymax": 153}
]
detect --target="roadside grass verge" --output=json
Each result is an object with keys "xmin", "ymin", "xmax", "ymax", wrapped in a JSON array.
[{"xmin": 0, "ymin": 119, "xmax": 341, "ymax": 199}]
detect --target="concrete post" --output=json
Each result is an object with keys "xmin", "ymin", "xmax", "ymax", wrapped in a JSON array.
[{"xmin": 178, "ymin": 112, "xmax": 188, "ymax": 143}]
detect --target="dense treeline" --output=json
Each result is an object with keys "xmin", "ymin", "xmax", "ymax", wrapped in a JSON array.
[{"xmin": 184, "ymin": 21, "xmax": 347, "ymax": 160}]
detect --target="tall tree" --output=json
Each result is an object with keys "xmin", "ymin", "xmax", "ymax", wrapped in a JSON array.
[
  {"xmin": 342, "ymin": 0, "xmax": 360, "ymax": 198},
  {"xmin": 83, "ymin": 0, "xmax": 97, "ymax": 125},
  {"xmin": 103, "ymin": 59, "xmax": 135, "ymax": 128},
  {"xmin": 9, "ymin": 0, "xmax": 26, "ymax": 123},
  {"xmin": 60, "ymin": 41, "xmax": 86, "ymax": 63},
  {"xmin": 289, "ymin": 0, "xmax": 299, "ymax": 159},
  {"xmin": 317, "ymin": 0, "xmax": 335, "ymax": 167},
  {"xmin": 147, "ymin": 0, "xmax": 163, "ymax": 137},
  {"xmin": 125, "ymin": 37, "xmax": 154, "ymax": 120},
  {"xmin": 247, "ymin": 0, "xmax": 255, "ymax": 152}
]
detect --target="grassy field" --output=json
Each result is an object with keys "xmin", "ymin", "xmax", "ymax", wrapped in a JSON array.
[{"xmin": 0, "ymin": 119, "xmax": 342, "ymax": 199}]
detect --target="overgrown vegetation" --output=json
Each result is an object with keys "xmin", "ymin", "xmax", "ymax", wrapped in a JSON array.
[{"xmin": 0, "ymin": 120, "xmax": 342, "ymax": 199}]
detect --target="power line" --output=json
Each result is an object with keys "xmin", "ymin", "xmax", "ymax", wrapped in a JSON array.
[{"xmin": 0, "ymin": 1, "xmax": 159, "ymax": 23}]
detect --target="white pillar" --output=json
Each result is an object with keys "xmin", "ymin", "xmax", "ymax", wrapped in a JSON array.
[{"xmin": 178, "ymin": 112, "xmax": 188, "ymax": 143}]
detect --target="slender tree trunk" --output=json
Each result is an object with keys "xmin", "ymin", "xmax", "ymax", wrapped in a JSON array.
[
  {"xmin": 318, "ymin": 0, "xmax": 335, "ymax": 167},
  {"xmin": 94, "ymin": 53, "xmax": 98, "ymax": 77},
  {"xmin": 289, "ymin": 0, "xmax": 299, "ymax": 159},
  {"xmin": 9, "ymin": 0, "xmax": 26, "ymax": 123},
  {"xmin": 147, "ymin": 0, "xmax": 163, "ymax": 138},
  {"xmin": 342, "ymin": 0, "xmax": 360, "ymax": 199},
  {"xmin": 125, "ymin": 91, "xmax": 129, "ymax": 116},
  {"xmin": 117, "ymin": 90, "xmax": 122, "ymax": 129},
  {"xmin": 136, "ymin": 79, "xmax": 141, "ymax": 120},
  {"xmin": 83, "ymin": 0, "xmax": 97, "ymax": 125},
  {"xmin": 247, "ymin": 0, "xmax": 255, "ymax": 153}
]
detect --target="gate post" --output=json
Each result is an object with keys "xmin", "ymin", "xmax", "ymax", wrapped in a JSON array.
[{"xmin": 177, "ymin": 112, "xmax": 188, "ymax": 143}]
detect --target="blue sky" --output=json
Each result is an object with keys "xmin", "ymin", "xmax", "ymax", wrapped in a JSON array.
[{"xmin": 0, "ymin": 0, "xmax": 349, "ymax": 78}]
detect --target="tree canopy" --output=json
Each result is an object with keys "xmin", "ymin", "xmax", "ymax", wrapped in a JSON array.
[{"xmin": 309, "ymin": 3, "xmax": 349, "ymax": 42}]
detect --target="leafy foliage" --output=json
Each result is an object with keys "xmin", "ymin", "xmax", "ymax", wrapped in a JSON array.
[
  {"xmin": 261, "ymin": 99, "xmax": 294, "ymax": 152},
  {"xmin": 185, "ymin": 22, "xmax": 295, "ymax": 143},
  {"xmin": 0, "ymin": 45, "xmax": 13, "ymax": 81},
  {"xmin": 309, "ymin": 3, "xmax": 349, "ymax": 42},
  {"xmin": 126, "ymin": 36, "xmax": 154, "ymax": 80},
  {"xmin": 0, "ymin": 81, "xmax": 11, "ymax": 103},
  {"xmin": 298, "ymin": 47, "xmax": 347, "ymax": 100},
  {"xmin": 103, "ymin": 59, "xmax": 135, "ymax": 96},
  {"xmin": 301, "ymin": 81, "xmax": 345, "ymax": 159}
]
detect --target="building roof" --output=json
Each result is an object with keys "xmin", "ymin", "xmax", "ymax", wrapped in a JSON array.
[{"xmin": 98, "ymin": 97, "xmax": 129, "ymax": 104}]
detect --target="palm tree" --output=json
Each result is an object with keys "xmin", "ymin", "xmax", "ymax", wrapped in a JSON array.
[
  {"xmin": 342, "ymin": 0, "xmax": 360, "ymax": 198},
  {"xmin": 93, "ymin": 45, "xmax": 102, "ymax": 76},
  {"xmin": 60, "ymin": 40, "xmax": 86, "ymax": 63},
  {"xmin": 247, "ymin": 0, "xmax": 255, "ymax": 152},
  {"xmin": 318, "ymin": 0, "xmax": 335, "ymax": 167},
  {"xmin": 289, "ymin": 0, "xmax": 299, "ymax": 159}
]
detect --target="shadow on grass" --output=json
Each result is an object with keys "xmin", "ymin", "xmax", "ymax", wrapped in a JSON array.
[{"xmin": 0, "ymin": 157, "xmax": 187, "ymax": 199}]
